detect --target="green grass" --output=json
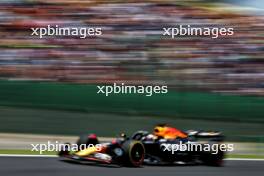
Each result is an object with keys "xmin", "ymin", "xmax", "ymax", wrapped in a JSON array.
[
  {"xmin": 227, "ymin": 154, "xmax": 264, "ymax": 159},
  {"xmin": 0, "ymin": 149, "xmax": 56, "ymax": 155}
]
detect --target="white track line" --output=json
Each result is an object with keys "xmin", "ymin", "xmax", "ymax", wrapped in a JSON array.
[{"xmin": 0, "ymin": 154, "xmax": 264, "ymax": 161}]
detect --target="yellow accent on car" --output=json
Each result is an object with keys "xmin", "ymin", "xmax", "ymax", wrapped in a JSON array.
[{"xmin": 75, "ymin": 147, "xmax": 97, "ymax": 157}]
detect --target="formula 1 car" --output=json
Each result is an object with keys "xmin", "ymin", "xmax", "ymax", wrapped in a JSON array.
[
  {"xmin": 58, "ymin": 124, "xmax": 225, "ymax": 167},
  {"xmin": 58, "ymin": 134, "xmax": 145, "ymax": 167}
]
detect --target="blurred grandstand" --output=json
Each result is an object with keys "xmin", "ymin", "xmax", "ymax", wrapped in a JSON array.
[{"xmin": 0, "ymin": 0, "xmax": 263, "ymax": 96}]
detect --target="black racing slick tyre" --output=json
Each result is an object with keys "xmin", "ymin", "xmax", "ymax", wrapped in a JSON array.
[
  {"xmin": 202, "ymin": 150, "xmax": 225, "ymax": 167},
  {"xmin": 210, "ymin": 150, "xmax": 225, "ymax": 166},
  {"xmin": 121, "ymin": 140, "xmax": 145, "ymax": 167}
]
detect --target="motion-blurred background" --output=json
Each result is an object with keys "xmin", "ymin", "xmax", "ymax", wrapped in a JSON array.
[{"xmin": 0, "ymin": 0, "xmax": 263, "ymax": 155}]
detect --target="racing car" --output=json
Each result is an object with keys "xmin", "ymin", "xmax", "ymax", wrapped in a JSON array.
[
  {"xmin": 58, "ymin": 124, "xmax": 225, "ymax": 167},
  {"xmin": 58, "ymin": 134, "xmax": 145, "ymax": 167}
]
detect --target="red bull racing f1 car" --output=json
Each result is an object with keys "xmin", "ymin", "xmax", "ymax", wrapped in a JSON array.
[{"xmin": 58, "ymin": 124, "xmax": 225, "ymax": 167}]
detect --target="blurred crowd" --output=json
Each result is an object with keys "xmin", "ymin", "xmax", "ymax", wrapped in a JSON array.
[{"xmin": 0, "ymin": 0, "xmax": 264, "ymax": 95}]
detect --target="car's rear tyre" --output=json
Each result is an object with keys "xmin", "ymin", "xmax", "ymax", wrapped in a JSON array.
[
  {"xmin": 202, "ymin": 150, "xmax": 225, "ymax": 167},
  {"xmin": 121, "ymin": 140, "xmax": 145, "ymax": 167},
  {"xmin": 210, "ymin": 150, "xmax": 224, "ymax": 166}
]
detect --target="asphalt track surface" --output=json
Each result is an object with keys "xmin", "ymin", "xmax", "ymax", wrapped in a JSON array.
[{"xmin": 0, "ymin": 157, "xmax": 263, "ymax": 176}]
